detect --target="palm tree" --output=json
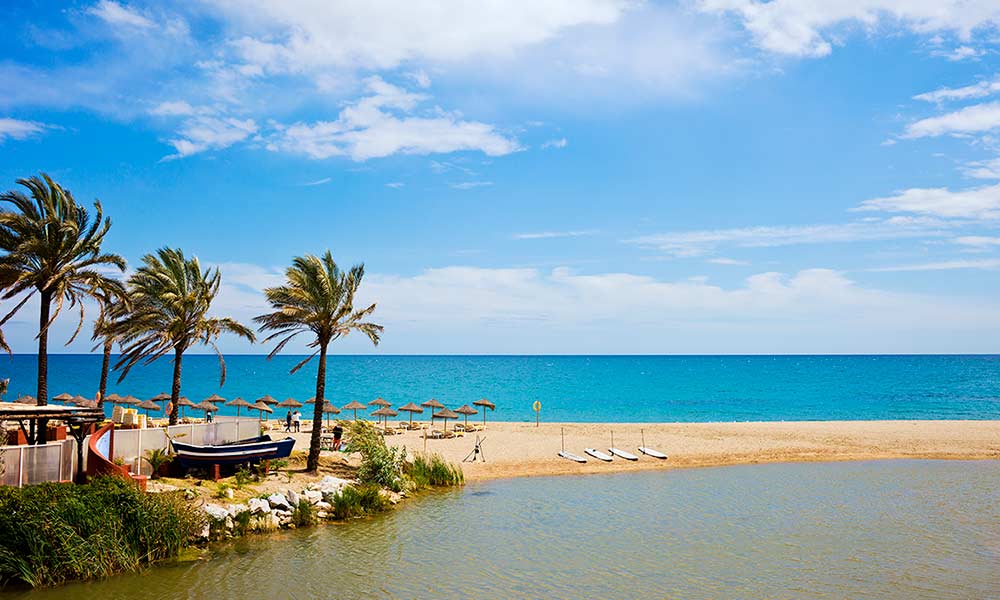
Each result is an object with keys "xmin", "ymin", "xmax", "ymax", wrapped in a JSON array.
[
  {"xmin": 92, "ymin": 290, "xmax": 127, "ymax": 408},
  {"xmin": 113, "ymin": 248, "xmax": 255, "ymax": 425},
  {"xmin": 0, "ymin": 174, "xmax": 126, "ymax": 442},
  {"xmin": 255, "ymin": 251, "xmax": 382, "ymax": 472}
]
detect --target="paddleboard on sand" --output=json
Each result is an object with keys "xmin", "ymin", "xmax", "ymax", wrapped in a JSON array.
[
  {"xmin": 585, "ymin": 448, "xmax": 613, "ymax": 462},
  {"xmin": 638, "ymin": 447, "xmax": 668, "ymax": 459},
  {"xmin": 559, "ymin": 450, "xmax": 587, "ymax": 463},
  {"xmin": 608, "ymin": 447, "xmax": 638, "ymax": 461}
]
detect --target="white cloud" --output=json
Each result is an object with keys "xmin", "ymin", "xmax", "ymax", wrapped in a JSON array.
[
  {"xmin": 708, "ymin": 257, "xmax": 751, "ymax": 266},
  {"xmin": 868, "ymin": 258, "xmax": 1000, "ymax": 272},
  {"xmin": 150, "ymin": 100, "xmax": 199, "ymax": 116},
  {"xmin": 211, "ymin": 0, "xmax": 631, "ymax": 72},
  {"xmin": 902, "ymin": 101, "xmax": 1000, "ymax": 138},
  {"xmin": 0, "ymin": 118, "xmax": 48, "ymax": 142},
  {"xmin": 163, "ymin": 115, "xmax": 258, "ymax": 160},
  {"xmin": 385, "ymin": 182, "xmax": 404, "ymax": 188},
  {"xmin": 955, "ymin": 235, "xmax": 1000, "ymax": 248},
  {"xmin": 407, "ymin": 70, "xmax": 432, "ymax": 89},
  {"xmin": 627, "ymin": 220, "xmax": 943, "ymax": 257},
  {"xmin": 914, "ymin": 77, "xmax": 1000, "ymax": 103},
  {"xmin": 513, "ymin": 230, "xmax": 597, "ymax": 240},
  {"xmin": 301, "ymin": 177, "xmax": 331, "ymax": 186},
  {"xmin": 87, "ymin": 1, "xmax": 154, "ymax": 30},
  {"xmin": 542, "ymin": 138, "xmax": 568, "ymax": 149},
  {"xmin": 856, "ymin": 183, "xmax": 1000, "ymax": 220},
  {"xmin": 961, "ymin": 157, "xmax": 1000, "ymax": 179},
  {"xmin": 267, "ymin": 77, "xmax": 519, "ymax": 161},
  {"xmin": 450, "ymin": 181, "xmax": 494, "ymax": 190},
  {"xmin": 698, "ymin": 1, "xmax": 1000, "ymax": 58},
  {"xmin": 932, "ymin": 45, "xmax": 984, "ymax": 61}
]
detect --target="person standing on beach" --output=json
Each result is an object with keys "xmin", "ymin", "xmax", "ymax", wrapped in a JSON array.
[
  {"xmin": 293, "ymin": 410, "xmax": 301, "ymax": 432},
  {"xmin": 285, "ymin": 410, "xmax": 292, "ymax": 432}
]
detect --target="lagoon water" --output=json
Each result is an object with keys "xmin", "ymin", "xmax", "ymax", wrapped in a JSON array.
[
  {"xmin": 3, "ymin": 354, "xmax": 1000, "ymax": 422},
  {"xmin": 12, "ymin": 460, "xmax": 1000, "ymax": 599}
]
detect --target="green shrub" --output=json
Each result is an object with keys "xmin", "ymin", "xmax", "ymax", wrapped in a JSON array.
[
  {"xmin": 0, "ymin": 477, "xmax": 204, "ymax": 588},
  {"xmin": 329, "ymin": 484, "xmax": 388, "ymax": 520},
  {"xmin": 348, "ymin": 421, "xmax": 406, "ymax": 491},
  {"xmin": 290, "ymin": 499, "xmax": 316, "ymax": 527},
  {"xmin": 233, "ymin": 466, "xmax": 253, "ymax": 489},
  {"xmin": 142, "ymin": 448, "xmax": 173, "ymax": 479},
  {"xmin": 408, "ymin": 453, "xmax": 464, "ymax": 489}
]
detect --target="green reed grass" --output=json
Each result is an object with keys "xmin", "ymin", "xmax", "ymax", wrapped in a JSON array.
[{"xmin": 408, "ymin": 453, "xmax": 465, "ymax": 489}]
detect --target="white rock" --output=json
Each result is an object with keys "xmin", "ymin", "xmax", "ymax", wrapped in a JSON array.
[
  {"xmin": 224, "ymin": 488, "xmax": 234, "ymax": 499},
  {"xmin": 253, "ymin": 512, "xmax": 280, "ymax": 531},
  {"xmin": 248, "ymin": 497, "xmax": 271, "ymax": 514},
  {"xmin": 203, "ymin": 504, "xmax": 229, "ymax": 521},
  {"xmin": 316, "ymin": 511, "xmax": 328, "ymax": 519},
  {"xmin": 228, "ymin": 504, "xmax": 248, "ymax": 518},
  {"xmin": 285, "ymin": 489, "xmax": 299, "ymax": 506},
  {"xmin": 267, "ymin": 493, "xmax": 291, "ymax": 511},
  {"xmin": 315, "ymin": 501, "xmax": 332, "ymax": 510},
  {"xmin": 302, "ymin": 490, "xmax": 323, "ymax": 504},
  {"xmin": 318, "ymin": 476, "xmax": 352, "ymax": 495}
]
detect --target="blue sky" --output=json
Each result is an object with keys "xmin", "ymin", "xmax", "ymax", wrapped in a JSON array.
[{"xmin": 3, "ymin": 1, "xmax": 1000, "ymax": 354}]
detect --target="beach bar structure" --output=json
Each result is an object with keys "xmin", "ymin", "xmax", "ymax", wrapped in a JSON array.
[{"xmin": 0, "ymin": 401, "xmax": 104, "ymax": 485}]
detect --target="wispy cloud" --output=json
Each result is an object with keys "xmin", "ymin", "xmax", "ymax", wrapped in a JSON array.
[
  {"xmin": 513, "ymin": 230, "xmax": 597, "ymax": 240},
  {"xmin": 914, "ymin": 77, "xmax": 1000, "ymax": 103},
  {"xmin": 627, "ymin": 220, "xmax": 944, "ymax": 257},
  {"xmin": 87, "ymin": 0, "xmax": 154, "ymax": 30},
  {"xmin": 450, "ymin": 181, "xmax": 494, "ymax": 190},
  {"xmin": 954, "ymin": 235, "xmax": 1000, "ymax": 248},
  {"xmin": 301, "ymin": 177, "xmax": 331, "ymax": 186},
  {"xmin": 707, "ymin": 257, "xmax": 750, "ymax": 266},
  {"xmin": 855, "ymin": 182, "xmax": 1000, "ymax": 220},
  {"xmin": 868, "ymin": 259, "xmax": 1000, "ymax": 272},
  {"xmin": 542, "ymin": 137, "xmax": 568, "ymax": 149},
  {"xmin": 902, "ymin": 101, "xmax": 1000, "ymax": 139},
  {"xmin": 0, "ymin": 118, "xmax": 49, "ymax": 142},
  {"xmin": 385, "ymin": 182, "xmax": 404, "ymax": 189}
]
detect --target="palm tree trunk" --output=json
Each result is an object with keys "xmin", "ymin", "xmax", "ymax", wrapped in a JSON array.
[
  {"xmin": 34, "ymin": 289, "xmax": 52, "ymax": 444},
  {"xmin": 307, "ymin": 341, "xmax": 328, "ymax": 472},
  {"xmin": 98, "ymin": 338, "xmax": 112, "ymax": 408},
  {"xmin": 170, "ymin": 347, "xmax": 183, "ymax": 426}
]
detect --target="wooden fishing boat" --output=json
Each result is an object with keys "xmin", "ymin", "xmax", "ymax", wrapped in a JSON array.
[{"xmin": 171, "ymin": 435, "xmax": 295, "ymax": 468}]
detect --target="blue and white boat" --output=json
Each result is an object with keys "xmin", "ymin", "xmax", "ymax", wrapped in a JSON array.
[{"xmin": 171, "ymin": 435, "xmax": 295, "ymax": 468}]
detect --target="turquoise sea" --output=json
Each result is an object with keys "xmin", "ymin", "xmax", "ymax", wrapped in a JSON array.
[{"xmin": 2, "ymin": 354, "xmax": 999, "ymax": 422}]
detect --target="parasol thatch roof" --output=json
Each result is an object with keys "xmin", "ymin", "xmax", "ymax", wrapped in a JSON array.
[
  {"xmin": 473, "ymin": 398, "xmax": 495, "ymax": 410},
  {"xmin": 104, "ymin": 393, "xmax": 123, "ymax": 403},
  {"xmin": 194, "ymin": 401, "xmax": 218, "ymax": 412},
  {"xmin": 433, "ymin": 408, "xmax": 459, "ymax": 420},
  {"xmin": 321, "ymin": 401, "xmax": 340, "ymax": 414},
  {"xmin": 421, "ymin": 398, "xmax": 444, "ymax": 410},
  {"xmin": 398, "ymin": 402, "xmax": 423, "ymax": 413},
  {"xmin": 371, "ymin": 407, "xmax": 398, "ymax": 417},
  {"xmin": 53, "ymin": 393, "xmax": 74, "ymax": 402},
  {"xmin": 226, "ymin": 397, "xmax": 253, "ymax": 408},
  {"xmin": 71, "ymin": 395, "xmax": 91, "ymax": 405},
  {"xmin": 176, "ymin": 397, "xmax": 196, "ymax": 407},
  {"xmin": 204, "ymin": 394, "xmax": 226, "ymax": 404},
  {"xmin": 277, "ymin": 397, "xmax": 302, "ymax": 408},
  {"xmin": 369, "ymin": 397, "xmax": 391, "ymax": 408},
  {"xmin": 455, "ymin": 404, "xmax": 478, "ymax": 416},
  {"xmin": 150, "ymin": 392, "xmax": 171, "ymax": 401},
  {"xmin": 253, "ymin": 401, "xmax": 273, "ymax": 413},
  {"xmin": 15, "ymin": 395, "xmax": 36, "ymax": 404},
  {"xmin": 138, "ymin": 400, "xmax": 161, "ymax": 411},
  {"xmin": 305, "ymin": 396, "xmax": 318, "ymax": 404},
  {"xmin": 75, "ymin": 399, "xmax": 99, "ymax": 409},
  {"xmin": 256, "ymin": 394, "xmax": 278, "ymax": 405},
  {"xmin": 341, "ymin": 400, "xmax": 366, "ymax": 411},
  {"xmin": 122, "ymin": 395, "xmax": 141, "ymax": 406}
]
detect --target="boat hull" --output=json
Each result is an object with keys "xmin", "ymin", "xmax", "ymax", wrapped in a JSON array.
[{"xmin": 171, "ymin": 435, "xmax": 295, "ymax": 467}]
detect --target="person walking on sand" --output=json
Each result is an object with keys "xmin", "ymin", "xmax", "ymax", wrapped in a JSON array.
[
  {"xmin": 285, "ymin": 410, "xmax": 292, "ymax": 432},
  {"xmin": 293, "ymin": 410, "xmax": 301, "ymax": 432}
]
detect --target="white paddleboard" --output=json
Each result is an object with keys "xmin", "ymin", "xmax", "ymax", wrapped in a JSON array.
[
  {"xmin": 638, "ymin": 447, "xmax": 668, "ymax": 459},
  {"xmin": 559, "ymin": 450, "xmax": 587, "ymax": 463},
  {"xmin": 584, "ymin": 447, "xmax": 613, "ymax": 462},
  {"xmin": 609, "ymin": 447, "xmax": 638, "ymax": 461}
]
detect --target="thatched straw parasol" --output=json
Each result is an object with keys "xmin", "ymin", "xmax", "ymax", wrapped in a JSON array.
[
  {"xmin": 75, "ymin": 399, "xmax": 99, "ymax": 409},
  {"xmin": 122, "ymin": 395, "xmax": 141, "ymax": 406},
  {"xmin": 15, "ymin": 395, "xmax": 36, "ymax": 404},
  {"xmin": 277, "ymin": 397, "xmax": 302, "ymax": 409},
  {"xmin": 252, "ymin": 400, "xmax": 274, "ymax": 420},
  {"xmin": 455, "ymin": 404, "xmax": 478, "ymax": 429},
  {"xmin": 138, "ymin": 399, "xmax": 161, "ymax": 417},
  {"xmin": 433, "ymin": 408, "xmax": 459, "ymax": 432},
  {"xmin": 370, "ymin": 407, "xmax": 397, "ymax": 428},
  {"xmin": 341, "ymin": 400, "xmax": 367, "ymax": 420},
  {"xmin": 176, "ymin": 396, "xmax": 196, "ymax": 419},
  {"xmin": 52, "ymin": 393, "xmax": 74, "ymax": 403},
  {"xmin": 225, "ymin": 396, "xmax": 253, "ymax": 418},
  {"xmin": 397, "ymin": 402, "xmax": 424, "ymax": 427},
  {"xmin": 321, "ymin": 401, "xmax": 340, "ymax": 427},
  {"xmin": 305, "ymin": 396, "xmax": 318, "ymax": 404},
  {"xmin": 204, "ymin": 394, "xmax": 226, "ymax": 405},
  {"xmin": 473, "ymin": 398, "xmax": 496, "ymax": 428},
  {"xmin": 256, "ymin": 394, "xmax": 278, "ymax": 405},
  {"xmin": 151, "ymin": 392, "xmax": 171, "ymax": 402},
  {"xmin": 71, "ymin": 395, "xmax": 91, "ymax": 406},
  {"xmin": 369, "ymin": 397, "xmax": 391, "ymax": 408},
  {"xmin": 194, "ymin": 401, "xmax": 218, "ymax": 418},
  {"xmin": 422, "ymin": 399, "xmax": 444, "ymax": 427},
  {"xmin": 104, "ymin": 393, "xmax": 123, "ymax": 403}
]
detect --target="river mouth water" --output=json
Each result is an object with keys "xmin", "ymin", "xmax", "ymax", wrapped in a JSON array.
[{"xmin": 10, "ymin": 460, "xmax": 1000, "ymax": 599}]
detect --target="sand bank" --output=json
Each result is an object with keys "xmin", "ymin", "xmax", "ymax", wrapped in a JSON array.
[{"xmin": 347, "ymin": 420, "xmax": 1000, "ymax": 481}]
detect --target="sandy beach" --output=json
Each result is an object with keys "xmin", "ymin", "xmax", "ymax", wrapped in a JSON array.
[{"xmin": 267, "ymin": 420, "xmax": 1000, "ymax": 482}]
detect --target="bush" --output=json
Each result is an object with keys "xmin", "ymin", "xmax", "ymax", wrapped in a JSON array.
[
  {"xmin": 0, "ymin": 477, "xmax": 204, "ymax": 588},
  {"xmin": 142, "ymin": 448, "xmax": 173, "ymax": 479},
  {"xmin": 408, "ymin": 453, "xmax": 464, "ymax": 489},
  {"xmin": 348, "ymin": 421, "xmax": 406, "ymax": 492},
  {"xmin": 290, "ymin": 499, "xmax": 316, "ymax": 527},
  {"xmin": 329, "ymin": 484, "xmax": 388, "ymax": 521}
]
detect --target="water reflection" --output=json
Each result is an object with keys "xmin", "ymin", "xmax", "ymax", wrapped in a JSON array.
[{"xmin": 11, "ymin": 460, "xmax": 1000, "ymax": 599}]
